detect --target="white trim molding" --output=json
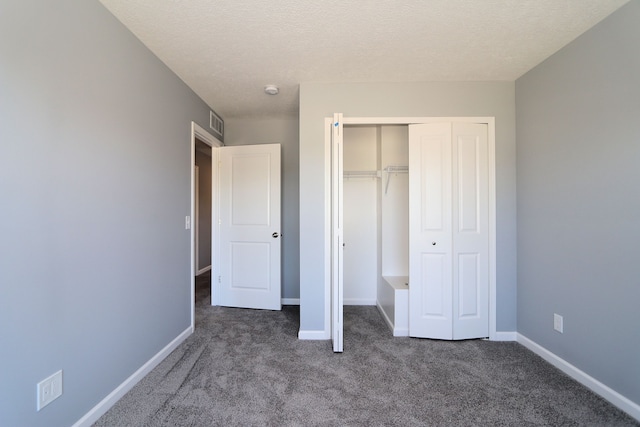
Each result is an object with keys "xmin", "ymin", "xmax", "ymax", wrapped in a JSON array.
[
  {"xmin": 298, "ymin": 329, "xmax": 330, "ymax": 340},
  {"xmin": 492, "ymin": 331, "xmax": 517, "ymax": 341},
  {"xmin": 344, "ymin": 298, "xmax": 376, "ymax": 306},
  {"xmin": 376, "ymin": 303, "xmax": 409, "ymax": 337},
  {"xmin": 72, "ymin": 327, "xmax": 193, "ymax": 427},
  {"xmin": 281, "ymin": 298, "xmax": 300, "ymax": 305},
  {"xmin": 518, "ymin": 333, "xmax": 640, "ymax": 422}
]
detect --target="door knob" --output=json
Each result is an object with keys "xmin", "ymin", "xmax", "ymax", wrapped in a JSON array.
[
  {"xmin": 272, "ymin": 232, "xmax": 280, "ymax": 238},
  {"xmin": 432, "ymin": 242, "xmax": 436, "ymax": 245}
]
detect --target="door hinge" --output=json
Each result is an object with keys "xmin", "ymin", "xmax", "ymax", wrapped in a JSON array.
[{"xmin": 218, "ymin": 276, "xmax": 221, "ymax": 283}]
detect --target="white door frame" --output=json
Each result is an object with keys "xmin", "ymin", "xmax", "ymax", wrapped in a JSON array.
[
  {"xmin": 191, "ymin": 121, "xmax": 222, "ymax": 330},
  {"xmin": 194, "ymin": 165, "xmax": 200, "ymax": 273},
  {"xmin": 325, "ymin": 116, "xmax": 497, "ymax": 341}
]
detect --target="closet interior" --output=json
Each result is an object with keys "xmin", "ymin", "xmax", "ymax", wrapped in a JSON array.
[{"xmin": 343, "ymin": 125, "xmax": 410, "ymax": 336}]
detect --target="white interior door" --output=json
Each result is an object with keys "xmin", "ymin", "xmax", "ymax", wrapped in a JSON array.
[
  {"xmin": 218, "ymin": 143, "xmax": 281, "ymax": 310},
  {"xmin": 332, "ymin": 113, "xmax": 344, "ymax": 352},
  {"xmin": 408, "ymin": 122, "xmax": 489, "ymax": 340}
]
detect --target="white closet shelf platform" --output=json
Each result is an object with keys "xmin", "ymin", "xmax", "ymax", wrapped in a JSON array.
[
  {"xmin": 383, "ymin": 275, "xmax": 409, "ymax": 289},
  {"xmin": 377, "ymin": 276, "xmax": 409, "ymax": 337}
]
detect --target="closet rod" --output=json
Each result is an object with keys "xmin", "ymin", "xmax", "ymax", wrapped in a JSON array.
[
  {"xmin": 343, "ymin": 170, "xmax": 381, "ymax": 179},
  {"xmin": 383, "ymin": 165, "xmax": 408, "ymax": 194}
]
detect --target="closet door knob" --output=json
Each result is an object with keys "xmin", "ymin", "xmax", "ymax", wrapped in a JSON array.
[
  {"xmin": 272, "ymin": 232, "xmax": 280, "ymax": 238},
  {"xmin": 432, "ymin": 242, "xmax": 436, "ymax": 245}
]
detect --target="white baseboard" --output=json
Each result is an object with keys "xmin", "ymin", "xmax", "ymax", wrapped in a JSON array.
[
  {"xmin": 196, "ymin": 265, "xmax": 211, "ymax": 276},
  {"xmin": 375, "ymin": 303, "xmax": 408, "ymax": 337},
  {"xmin": 376, "ymin": 303, "xmax": 394, "ymax": 332},
  {"xmin": 344, "ymin": 298, "xmax": 376, "ymax": 306},
  {"xmin": 72, "ymin": 327, "xmax": 193, "ymax": 427},
  {"xmin": 298, "ymin": 329, "xmax": 330, "ymax": 340},
  {"xmin": 281, "ymin": 298, "xmax": 300, "ymax": 305},
  {"xmin": 492, "ymin": 331, "xmax": 517, "ymax": 341},
  {"xmin": 517, "ymin": 333, "xmax": 640, "ymax": 422}
]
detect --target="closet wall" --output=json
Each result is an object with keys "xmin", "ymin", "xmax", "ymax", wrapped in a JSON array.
[
  {"xmin": 380, "ymin": 126, "xmax": 409, "ymax": 280},
  {"xmin": 343, "ymin": 126, "xmax": 379, "ymax": 304},
  {"xmin": 343, "ymin": 125, "xmax": 408, "ymax": 306}
]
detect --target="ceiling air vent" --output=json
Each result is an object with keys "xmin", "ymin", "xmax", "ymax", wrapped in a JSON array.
[{"xmin": 209, "ymin": 110, "xmax": 224, "ymax": 140}]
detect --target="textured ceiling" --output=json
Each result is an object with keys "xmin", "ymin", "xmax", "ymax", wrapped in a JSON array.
[{"xmin": 99, "ymin": 0, "xmax": 628, "ymax": 119}]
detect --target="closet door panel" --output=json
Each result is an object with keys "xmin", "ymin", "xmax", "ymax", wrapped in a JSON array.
[
  {"xmin": 421, "ymin": 136, "xmax": 447, "ymax": 231},
  {"xmin": 331, "ymin": 114, "xmax": 344, "ymax": 352},
  {"xmin": 456, "ymin": 134, "xmax": 480, "ymax": 232},
  {"xmin": 457, "ymin": 253, "xmax": 480, "ymax": 317},
  {"xmin": 452, "ymin": 123, "xmax": 489, "ymax": 339},
  {"xmin": 409, "ymin": 123, "xmax": 453, "ymax": 339},
  {"xmin": 421, "ymin": 253, "xmax": 448, "ymax": 316}
]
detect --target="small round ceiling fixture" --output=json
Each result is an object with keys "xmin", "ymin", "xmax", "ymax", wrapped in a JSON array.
[{"xmin": 264, "ymin": 85, "xmax": 279, "ymax": 95}]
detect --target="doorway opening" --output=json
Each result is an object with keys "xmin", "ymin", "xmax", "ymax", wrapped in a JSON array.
[
  {"xmin": 341, "ymin": 124, "xmax": 409, "ymax": 335},
  {"xmin": 190, "ymin": 122, "xmax": 221, "ymax": 329},
  {"xmin": 327, "ymin": 115, "xmax": 497, "ymax": 352},
  {"xmin": 195, "ymin": 140, "xmax": 213, "ymax": 276},
  {"xmin": 190, "ymin": 124, "xmax": 282, "ymax": 323}
]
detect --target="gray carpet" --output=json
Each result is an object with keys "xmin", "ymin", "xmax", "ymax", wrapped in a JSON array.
[{"xmin": 94, "ymin": 274, "xmax": 638, "ymax": 426}]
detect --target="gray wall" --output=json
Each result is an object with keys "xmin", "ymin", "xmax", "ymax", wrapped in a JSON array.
[
  {"xmin": 0, "ymin": 1, "xmax": 212, "ymax": 425},
  {"xmin": 224, "ymin": 116, "xmax": 300, "ymax": 300},
  {"xmin": 195, "ymin": 149, "xmax": 212, "ymax": 270},
  {"xmin": 299, "ymin": 82, "xmax": 517, "ymax": 333},
  {"xmin": 516, "ymin": 0, "xmax": 640, "ymax": 407}
]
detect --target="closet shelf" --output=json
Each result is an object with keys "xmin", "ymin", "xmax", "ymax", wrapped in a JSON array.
[
  {"xmin": 383, "ymin": 165, "xmax": 408, "ymax": 194},
  {"xmin": 343, "ymin": 170, "xmax": 381, "ymax": 179},
  {"xmin": 384, "ymin": 165, "xmax": 408, "ymax": 174}
]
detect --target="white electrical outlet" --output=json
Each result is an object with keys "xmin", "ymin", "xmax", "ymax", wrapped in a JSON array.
[
  {"xmin": 554, "ymin": 313, "xmax": 564, "ymax": 333},
  {"xmin": 37, "ymin": 370, "xmax": 63, "ymax": 411}
]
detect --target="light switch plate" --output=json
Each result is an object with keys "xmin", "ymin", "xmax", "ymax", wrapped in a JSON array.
[{"xmin": 554, "ymin": 313, "xmax": 563, "ymax": 333}]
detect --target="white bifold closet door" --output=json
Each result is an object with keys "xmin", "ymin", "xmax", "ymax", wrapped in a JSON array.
[
  {"xmin": 331, "ymin": 113, "xmax": 344, "ymax": 352},
  {"xmin": 408, "ymin": 122, "xmax": 489, "ymax": 340}
]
